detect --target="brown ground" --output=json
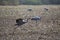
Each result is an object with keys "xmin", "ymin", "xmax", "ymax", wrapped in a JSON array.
[{"xmin": 0, "ymin": 5, "xmax": 60, "ymax": 40}]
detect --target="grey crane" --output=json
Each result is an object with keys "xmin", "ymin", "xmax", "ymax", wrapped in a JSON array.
[
  {"xmin": 31, "ymin": 16, "xmax": 41, "ymax": 20},
  {"xmin": 31, "ymin": 16, "xmax": 41, "ymax": 26},
  {"xmin": 28, "ymin": 8, "xmax": 32, "ymax": 11},
  {"xmin": 44, "ymin": 8, "xmax": 48, "ymax": 11}
]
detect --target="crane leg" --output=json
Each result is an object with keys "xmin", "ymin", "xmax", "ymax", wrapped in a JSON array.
[{"xmin": 36, "ymin": 20, "xmax": 37, "ymax": 26}]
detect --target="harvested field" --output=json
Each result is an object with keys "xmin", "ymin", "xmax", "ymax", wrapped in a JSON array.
[{"xmin": 0, "ymin": 5, "xmax": 60, "ymax": 40}]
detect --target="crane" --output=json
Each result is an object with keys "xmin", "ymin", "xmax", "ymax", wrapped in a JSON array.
[{"xmin": 31, "ymin": 16, "xmax": 41, "ymax": 26}]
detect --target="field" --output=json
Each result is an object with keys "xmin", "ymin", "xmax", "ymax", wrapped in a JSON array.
[{"xmin": 0, "ymin": 5, "xmax": 60, "ymax": 40}]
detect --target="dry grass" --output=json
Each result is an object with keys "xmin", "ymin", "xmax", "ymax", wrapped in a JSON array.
[{"xmin": 0, "ymin": 5, "xmax": 60, "ymax": 40}]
